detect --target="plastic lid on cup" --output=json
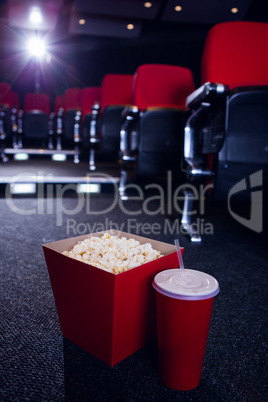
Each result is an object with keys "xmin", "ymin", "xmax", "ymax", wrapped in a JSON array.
[{"xmin": 153, "ymin": 269, "xmax": 220, "ymax": 301}]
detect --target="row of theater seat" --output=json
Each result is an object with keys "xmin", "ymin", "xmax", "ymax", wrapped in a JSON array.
[
  {"xmin": 0, "ymin": 65, "xmax": 196, "ymax": 171},
  {"xmin": 74, "ymin": 20, "xmax": 268, "ymax": 242},
  {"xmin": 0, "ymin": 75, "xmax": 136, "ymax": 162},
  {"xmin": 116, "ymin": 64, "xmax": 195, "ymax": 198},
  {"xmin": 1, "ymin": 20, "xmax": 268, "ymax": 241},
  {"xmin": 180, "ymin": 20, "xmax": 268, "ymax": 240},
  {"xmin": 0, "ymin": 83, "xmax": 22, "ymax": 161},
  {"xmin": 49, "ymin": 75, "xmax": 135, "ymax": 163},
  {"xmin": 0, "ymin": 85, "xmax": 102, "ymax": 162}
]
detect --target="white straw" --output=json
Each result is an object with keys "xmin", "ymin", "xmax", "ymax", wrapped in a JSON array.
[{"xmin": 174, "ymin": 238, "xmax": 185, "ymax": 270}]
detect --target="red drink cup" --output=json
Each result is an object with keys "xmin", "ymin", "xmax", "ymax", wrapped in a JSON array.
[{"xmin": 153, "ymin": 269, "xmax": 219, "ymax": 391}]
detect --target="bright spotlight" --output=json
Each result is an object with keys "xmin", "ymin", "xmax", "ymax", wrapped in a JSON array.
[
  {"xmin": 29, "ymin": 7, "xmax": 43, "ymax": 25},
  {"xmin": 28, "ymin": 37, "xmax": 46, "ymax": 58}
]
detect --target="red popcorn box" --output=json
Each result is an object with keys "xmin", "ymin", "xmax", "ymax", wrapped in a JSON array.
[{"xmin": 42, "ymin": 230, "xmax": 181, "ymax": 367}]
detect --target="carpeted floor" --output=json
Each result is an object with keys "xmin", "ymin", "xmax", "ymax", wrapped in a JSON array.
[{"xmin": 1, "ymin": 189, "xmax": 267, "ymax": 401}]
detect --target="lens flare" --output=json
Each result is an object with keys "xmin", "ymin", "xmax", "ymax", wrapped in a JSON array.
[
  {"xmin": 28, "ymin": 37, "xmax": 46, "ymax": 58},
  {"xmin": 29, "ymin": 7, "xmax": 43, "ymax": 25}
]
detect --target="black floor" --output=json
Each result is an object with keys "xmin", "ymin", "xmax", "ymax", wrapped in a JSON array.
[{"xmin": 1, "ymin": 162, "xmax": 267, "ymax": 401}]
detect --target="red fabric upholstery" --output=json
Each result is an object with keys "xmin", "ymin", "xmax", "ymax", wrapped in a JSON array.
[
  {"xmin": 65, "ymin": 88, "xmax": 84, "ymax": 110},
  {"xmin": 82, "ymin": 87, "xmax": 102, "ymax": 116},
  {"xmin": 0, "ymin": 82, "xmax": 12, "ymax": 107},
  {"xmin": 24, "ymin": 93, "xmax": 50, "ymax": 115},
  {"xmin": 133, "ymin": 64, "xmax": 195, "ymax": 110},
  {"xmin": 201, "ymin": 21, "xmax": 268, "ymax": 87},
  {"xmin": 100, "ymin": 74, "xmax": 133, "ymax": 112},
  {"xmin": 54, "ymin": 95, "xmax": 65, "ymax": 114}
]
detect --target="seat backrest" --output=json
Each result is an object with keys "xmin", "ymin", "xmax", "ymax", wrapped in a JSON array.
[
  {"xmin": 201, "ymin": 21, "xmax": 268, "ymax": 88},
  {"xmin": 65, "ymin": 88, "xmax": 84, "ymax": 111},
  {"xmin": 54, "ymin": 95, "xmax": 65, "ymax": 114},
  {"xmin": 0, "ymin": 82, "xmax": 12, "ymax": 108},
  {"xmin": 24, "ymin": 93, "xmax": 50, "ymax": 115},
  {"xmin": 82, "ymin": 87, "xmax": 102, "ymax": 117},
  {"xmin": 133, "ymin": 64, "xmax": 195, "ymax": 111},
  {"xmin": 100, "ymin": 74, "xmax": 133, "ymax": 112}
]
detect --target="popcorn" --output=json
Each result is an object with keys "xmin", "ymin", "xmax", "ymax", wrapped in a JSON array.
[{"xmin": 62, "ymin": 232, "xmax": 163, "ymax": 274}]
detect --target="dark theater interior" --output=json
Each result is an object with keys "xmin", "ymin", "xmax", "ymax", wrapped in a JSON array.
[{"xmin": 1, "ymin": 1, "xmax": 268, "ymax": 401}]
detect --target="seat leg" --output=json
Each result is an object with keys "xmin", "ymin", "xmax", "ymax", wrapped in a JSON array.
[
  {"xmin": 17, "ymin": 133, "xmax": 23, "ymax": 149},
  {"xmin": 12, "ymin": 133, "xmax": 18, "ymax": 149},
  {"xmin": 48, "ymin": 137, "xmax": 54, "ymax": 150},
  {"xmin": 56, "ymin": 136, "xmax": 62, "ymax": 151},
  {"xmin": 89, "ymin": 149, "xmax": 96, "ymax": 171},
  {"xmin": 74, "ymin": 145, "xmax": 80, "ymax": 164},
  {"xmin": 181, "ymin": 189, "xmax": 202, "ymax": 243},
  {"xmin": 119, "ymin": 169, "xmax": 128, "ymax": 200},
  {"xmin": 17, "ymin": 111, "xmax": 23, "ymax": 148},
  {"xmin": 0, "ymin": 141, "xmax": 8, "ymax": 162}
]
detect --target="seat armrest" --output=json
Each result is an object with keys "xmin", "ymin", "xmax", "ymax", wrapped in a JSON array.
[
  {"xmin": 186, "ymin": 82, "xmax": 229, "ymax": 108},
  {"xmin": 184, "ymin": 83, "xmax": 227, "ymax": 170},
  {"xmin": 11, "ymin": 107, "xmax": 18, "ymax": 133},
  {"xmin": 48, "ymin": 112, "xmax": 55, "ymax": 135},
  {"xmin": 17, "ymin": 109, "xmax": 23, "ymax": 134},
  {"xmin": 56, "ymin": 108, "xmax": 63, "ymax": 134},
  {"xmin": 121, "ymin": 105, "xmax": 139, "ymax": 120},
  {"xmin": 48, "ymin": 112, "xmax": 55, "ymax": 149},
  {"xmin": 89, "ymin": 103, "xmax": 100, "ymax": 143},
  {"xmin": 74, "ymin": 110, "xmax": 81, "ymax": 143},
  {"xmin": 120, "ymin": 106, "xmax": 139, "ymax": 160}
]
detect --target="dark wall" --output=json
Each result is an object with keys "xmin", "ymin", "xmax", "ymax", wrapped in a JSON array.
[
  {"xmin": 1, "ymin": 0, "xmax": 268, "ymax": 107},
  {"xmin": 71, "ymin": 32, "xmax": 207, "ymax": 88},
  {"xmin": 0, "ymin": 21, "xmax": 209, "ymax": 107}
]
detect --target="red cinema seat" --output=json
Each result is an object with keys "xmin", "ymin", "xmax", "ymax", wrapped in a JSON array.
[
  {"xmin": 119, "ymin": 64, "xmax": 195, "ymax": 198},
  {"xmin": 0, "ymin": 82, "xmax": 12, "ymax": 111},
  {"xmin": 134, "ymin": 64, "xmax": 195, "ymax": 111},
  {"xmin": 99, "ymin": 74, "xmax": 133, "ymax": 158},
  {"xmin": 182, "ymin": 21, "xmax": 268, "ymax": 241},
  {"xmin": 23, "ymin": 93, "xmax": 50, "ymax": 147}
]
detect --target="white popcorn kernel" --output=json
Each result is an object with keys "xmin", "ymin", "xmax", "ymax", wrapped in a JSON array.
[{"xmin": 62, "ymin": 233, "xmax": 163, "ymax": 274}]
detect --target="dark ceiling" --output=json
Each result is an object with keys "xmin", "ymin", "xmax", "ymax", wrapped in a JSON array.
[
  {"xmin": 1, "ymin": 0, "xmax": 268, "ymax": 42},
  {"xmin": 0, "ymin": 0, "xmax": 267, "ymax": 96}
]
